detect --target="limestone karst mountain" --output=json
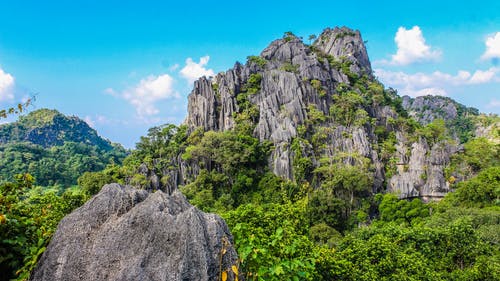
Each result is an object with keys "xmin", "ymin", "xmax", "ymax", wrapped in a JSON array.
[
  {"xmin": 26, "ymin": 26, "xmax": 498, "ymax": 281},
  {"xmin": 154, "ymin": 26, "xmax": 480, "ymax": 200}
]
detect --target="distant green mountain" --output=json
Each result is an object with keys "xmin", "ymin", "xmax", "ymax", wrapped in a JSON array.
[
  {"xmin": 0, "ymin": 109, "xmax": 114, "ymax": 150},
  {"xmin": 0, "ymin": 109, "xmax": 127, "ymax": 186}
]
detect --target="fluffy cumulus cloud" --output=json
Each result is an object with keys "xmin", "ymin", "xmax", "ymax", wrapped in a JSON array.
[
  {"xmin": 180, "ymin": 56, "xmax": 215, "ymax": 84},
  {"xmin": 0, "ymin": 68, "xmax": 15, "ymax": 102},
  {"xmin": 375, "ymin": 67, "xmax": 500, "ymax": 97},
  {"xmin": 469, "ymin": 68, "xmax": 497, "ymax": 83},
  {"xmin": 481, "ymin": 32, "xmax": 500, "ymax": 62},
  {"xmin": 106, "ymin": 55, "xmax": 217, "ymax": 123},
  {"xmin": 108, "ymin": 74, "xmax": 178, "ymax": 119},
  {"xmin": 388, "ymin": 26, "xmax": 441, "ymax": 65}
]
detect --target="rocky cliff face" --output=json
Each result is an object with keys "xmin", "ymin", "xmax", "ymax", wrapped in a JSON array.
[
  {"xmin": 402, "ymin": 95, "xmax": 479, "ymax": 143},
  {"xmin": 181, "ymin": 27, "xmax": 475, "ymax": 199},
  {"xmin": 186, "ymin": 27, "xmax": 371, "ymax": 135},
  {"xmin": 402, "ymin": 95, "xmax": 478, "ymax": 126},
  {"xmin": 388, "ymin": 134, "xmax": 459, "ymax": 200},
  {"xmin": 30, "ymin": 184, "xmax": 239, "ymax": 281}
]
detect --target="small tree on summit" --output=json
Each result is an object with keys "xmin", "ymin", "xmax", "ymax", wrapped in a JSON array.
[
  {"xmin": 283, "ymin": 31, "xmax": 295, "ymax": 42},
  {"xmin": 308, "ymin": 34, "xmax": 317, "ymax": 44}
]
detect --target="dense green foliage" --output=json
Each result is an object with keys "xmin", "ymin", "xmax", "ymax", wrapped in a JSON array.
[
  {"xmin": 0, "ymin": 109, "xmax": 115, "ymax": 149},
  {"xmin": 0, "ymin": 110, "xmax": 128, "ymax": 280},
  {"xmin": 0, "ymin": 174, "xmax": 87, "ymax": 280},
  {"xmin": 1, "ymin": 38, "xmax": 499, "ymax": 281},
  {"xmin": 224, "ymin": 201, "xmax": 316, "ymax": 280},
  {"xmin": 221, "ymin": 168, "xmax": 499, "ymax": 280},
  {"xmin": 0, "ymin": 109, "xmax": 128, "ymax": 187},
  {"xmin": 2, "ymin": 117, "xmax": 498, "ymax": 280},
  {"xmin": 133, "ymin": 120, "xmax": 496, "ymax": 281},
  {"xmin": 0, "ymin": 142, "xmax": 126, "ymax": 186},
  {"xmin": 181, "ymin": 129, "xmax": 271, "ymax": 211}
]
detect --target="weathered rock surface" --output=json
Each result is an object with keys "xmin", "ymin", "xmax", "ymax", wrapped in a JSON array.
[
  {"xmin": 178, "ymin": 27, "xmax": 473, "ymax": 199},
  {"xmin": 402, "ymin": 95, "xmax": 460, "ymax": 125},
  {"xmin": 30, "ymin": 184, "xmax": 239, "ymax": 281},
  {"xmin": 183, "ymin": 27, "xmax": 376, "ymax": 184},
  {"xmin": 313, "ymin": 26, "xmax": 372, "ymax": 76},
  {"xmin": 475, "ymin": 120, "xmax": 500, "ymax": 143},
  {"xmin": 388, "ymin": 135, "xmax": 459, "ymax": 199},
  {"xmin": 403, "ymin": 95, "xmax": 479, "ymax": 122}
]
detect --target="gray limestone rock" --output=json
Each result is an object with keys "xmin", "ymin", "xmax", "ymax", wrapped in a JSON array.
[
  {"xmin": 475, "ymin": 119, "xmax": 500, "ymax": 141},
  {"xmin": 402, "ymin": 95, "xmax": 478, "ymax": 128},
  {"xmin": 182, "ymin": 27, "xmax": 373, "ymax": 183},
  {"xmin": 388, "ymin": 137, "xmax": 458, "ymax": 200},
  {"xmin": 30, "ymin": 184, "xmax": 239, "ymax": 281},
  {"xmin": 402, "ymin": 95, "xmax": 458, "ymax": 125},
  {"xmin": 178, "ymin": 26, "xmax": 465, "ymax": 200},
  {"xmin": 186, "ymin": 77, "xmax": 220, "ymax": 132},
  {"xmin": 313, "ymin": 26, "xmax": 372, "ymax": 76}
]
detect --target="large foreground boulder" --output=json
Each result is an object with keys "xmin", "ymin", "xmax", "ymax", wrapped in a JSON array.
[{"xmin": 30, "ymin": 184, "xmax": 239, "ymax": 281}]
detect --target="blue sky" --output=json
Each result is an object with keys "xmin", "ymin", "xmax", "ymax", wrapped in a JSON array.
[{"xmin": 1, "ymin": 1, "xmax": 499, "ymax": 148}]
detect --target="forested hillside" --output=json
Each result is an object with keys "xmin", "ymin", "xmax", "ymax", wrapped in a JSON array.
[
  {"xmin": 0, "ymin": 109, "xmax": 127, "ymax": 186},
  {"xmin": 0, "ymin": 109, "xmax": 128, "ymax": 280},
  {"xmin": 1, "ymin": 27, "xmax": 499, "ymax": 280}
]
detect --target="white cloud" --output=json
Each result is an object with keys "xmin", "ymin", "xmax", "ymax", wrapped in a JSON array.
[
  {"xmin": 108, "ymin": 74, "xmax": 178, "ymax": 119},
  {"xmin": 387, "ymin": 26, "xmax": 441, "ymax": 65},
  {"xmin": 180, "ymin": 56, "xmax": 215, "ymax": 84},
  {"xmin": 84, "ymin": 116, "xmax": 95, "ymax": 127},
  {"xmin": 104, "ymin": 87, "xmax": 118, "ymax": 97},
  {"xmin": 408, "ymin": 87, "xmax": 447, "ymax": 97},
  {"xmin": 375, "ymin": 68, "xmax": 499, "ymax": 87},
  {"xmin": 469, "ymin": 69, "xmax": 496, "ymax": 84},
  {"xmin": 84, "ymin": 115, "xmax": 110, "ymax": 128},
  {"xmin": 375, "ymin": 67, "xmax": 500, "ymax": 97},
  {"xmin": 169, "ymin": 63, "xmax": 180, "ymax": 72},
  {"xmin": 487, "ymin": 99, "xmax": 500, "ymax": 108},
  {"xmin": 481, "ymin": 32, "xmax": 500, "ymax": 62},
  {"xmin": 0, "ymin": 68, "xmax": 15, "ymax": 102}
]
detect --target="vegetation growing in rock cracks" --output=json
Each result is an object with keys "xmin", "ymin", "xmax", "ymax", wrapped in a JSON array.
[{"xmin": 1, "ymin": 34, "xmax": 499, "ymax": 281}]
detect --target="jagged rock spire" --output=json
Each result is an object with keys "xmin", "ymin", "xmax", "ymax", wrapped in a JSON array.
[
  {"xmin": 181, "ymin": 26, "xmax": 465, "ymax": 200},
  {"xmin": 313, "ymin": 26, "xmax": 372, "ymax": 76}
]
